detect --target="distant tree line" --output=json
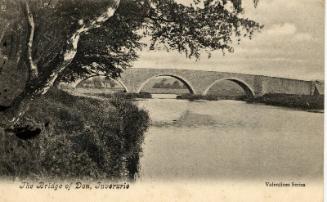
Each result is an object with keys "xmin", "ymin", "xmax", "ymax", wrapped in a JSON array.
[
  {"xmin": 78, "ymin": 77, "xmax": 118, "ymax": 88},
  {"xmin": 152, "ymin": 79, "xmax": 187, "ymax": 89}
]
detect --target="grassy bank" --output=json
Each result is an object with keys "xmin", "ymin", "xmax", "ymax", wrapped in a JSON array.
[
  {"xmin": 251, "ymin": 94, "xmax": 324, "ymax": 110},
  {"xmin": 176, "ymin": 94, "xmax": 247, "ymax": 101},
  {"xmin": 0, "ymin": 88, "xmax": 150, "ymax": 181}
]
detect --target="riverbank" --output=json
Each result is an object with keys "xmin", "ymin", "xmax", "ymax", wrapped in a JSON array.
[
  {"xmin": 250, "ymin": 94, "xmax": 324, "ymax": 111},
  {"xmin": 175, "ymin": 93, "xmax": 324, "ymax": 111},
  {"xmin": 0, "ymin": 88, "xmax": 150, "ymax": 181},
  {"xmin": 176, "ymin": 94, "xmax": 247, "ymax": 101},
  {"xmin": 176, "ymin": 94, "xmax": 246, "ymax": 101}
]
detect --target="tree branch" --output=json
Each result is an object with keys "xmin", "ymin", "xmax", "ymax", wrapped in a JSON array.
[
  {"xmin": 40, "ymin": 0, "xmax": 121, "ymax": 95},
  {"xmin": 0, "ymin": 23, "xmax": 10, "ymax": 43},
  {"xmin": 25, "ymin": 0, "xmax": 38, "ymax": 78}
]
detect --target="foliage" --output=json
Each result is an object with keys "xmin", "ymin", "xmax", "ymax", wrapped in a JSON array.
[
  {"xmin": 153, "ymin": 79, "xmax": 187, "ymax": 89},
  {"xmin": 0, "ymin": 89, "xmax": 150, "ymax": 180},
  {"xmin": 145, "ymin": 0, "xmax": 262, "ymax": 58},
  {"xmin": 0, "ymin": 0, "xmax": 262, "ymax": 83},
  {"xmin": 77, "ymin": 77, "xmax": 120, "ymax": 89},
  {"xmin": 62, "ymin": 0, "xmax": 263, "ymax": 81},
  {"xmin": 252, "ymin": 94, "xmax": 324, "ymax": 110}
]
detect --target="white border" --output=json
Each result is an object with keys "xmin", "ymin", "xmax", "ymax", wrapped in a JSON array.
[{"xmin": 324, "ymin": 1, "xmax": 326, "ymax": 201}]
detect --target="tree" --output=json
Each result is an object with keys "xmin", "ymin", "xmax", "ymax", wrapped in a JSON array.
[
  {"xmin": 0, "ymin": 0, "xmax": 262, "ymax": 129},
  {"xmin": 172, "ymin": 81, "xmax": 181, "ymax": 89},
  {"xmin": 92, "ymin": 77, "xmax": 105, "ymax": 88}
]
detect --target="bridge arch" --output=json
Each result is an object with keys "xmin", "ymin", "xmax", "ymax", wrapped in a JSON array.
[
  {"xmin": 74, "ymin": 75, "xmax": 129, "ymax": 92},
  {"xmin": 137, "ymin": 74, "xmax": 196, "ymax": 94},
  {"xmin": 203, "ymin": 78, "xmax": 255, "ymax": 98}
]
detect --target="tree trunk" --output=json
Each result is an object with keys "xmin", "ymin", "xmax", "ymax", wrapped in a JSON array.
[{"xmin": 0, "ymin": 0, "xmax": 121, "ymax": 130}]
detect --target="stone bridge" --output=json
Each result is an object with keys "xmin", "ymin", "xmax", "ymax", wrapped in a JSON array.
[{"xmin": 72, "ymin": 68, "xmax": 324, "ymax": 98}]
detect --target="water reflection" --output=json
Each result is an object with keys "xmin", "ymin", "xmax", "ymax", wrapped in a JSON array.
[{"xmin": 136, "ymin": 97, "xmax": 324, "ymax": 181}]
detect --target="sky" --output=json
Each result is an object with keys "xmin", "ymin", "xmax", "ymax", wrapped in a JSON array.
[{"xmin": 133, "ymin": 0, "xmax": 325, "ymax": 81}]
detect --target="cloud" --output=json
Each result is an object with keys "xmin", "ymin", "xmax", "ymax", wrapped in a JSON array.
[
  {"xmin": 260, "ymin": 23, "xmax": 314, "ymax": 43},
  {"xmin": 134, "ymin": 1, "xmax": 324, "ymax": 80},
  {"xmin": 266, "ymin": 23, "xmax": 297, "ymax": 36}
]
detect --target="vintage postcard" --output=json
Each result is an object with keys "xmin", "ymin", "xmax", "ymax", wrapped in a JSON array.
[{"xmin": 0, "ymin": 0, "xmax": 324, "ymax": 201}]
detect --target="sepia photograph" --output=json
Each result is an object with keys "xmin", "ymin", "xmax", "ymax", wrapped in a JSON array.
[{"xmin": 0, "ymin": 0, "xmax": 324, "ymax": 201}]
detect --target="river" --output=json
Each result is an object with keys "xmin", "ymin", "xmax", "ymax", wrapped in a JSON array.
[{"xmin": 135, "ymin": 95, "xmax": 323, "ymax": 182}]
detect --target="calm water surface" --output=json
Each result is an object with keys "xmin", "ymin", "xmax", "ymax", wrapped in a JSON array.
[{"xmin": 135, "ymin": 95, "xmax": 323, "ymax": 182}]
